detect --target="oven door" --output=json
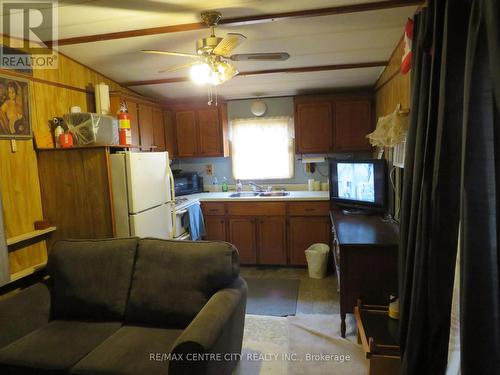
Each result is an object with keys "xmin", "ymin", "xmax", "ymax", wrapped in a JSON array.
[{"xmin": 174, "ymin": 201, "xmax": 200, "ymax": 239}]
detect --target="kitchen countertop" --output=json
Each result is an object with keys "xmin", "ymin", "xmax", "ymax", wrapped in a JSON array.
[{"xmin": 178, "ymin": 191, "xmax": 329, "ymax": 204}]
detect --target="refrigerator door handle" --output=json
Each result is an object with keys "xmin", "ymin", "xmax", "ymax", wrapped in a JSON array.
[{"xmin": 167, "ymin": 165, "xmax": 176, "ymax": 239}]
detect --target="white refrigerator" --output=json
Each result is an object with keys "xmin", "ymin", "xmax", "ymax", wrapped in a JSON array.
[{"xmin": 110, "ymin": 151, "xmax": 174, "ymax": 240}]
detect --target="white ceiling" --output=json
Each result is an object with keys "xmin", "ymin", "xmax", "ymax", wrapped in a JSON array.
[{"xmin": 20, "ymin": 1, "xmax": 417, "ymax": 101}]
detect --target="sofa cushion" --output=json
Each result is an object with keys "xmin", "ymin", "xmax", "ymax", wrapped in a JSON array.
[
  {"xmin": 47, "ymin": 238, "xmax": 138, "ymax": 321},
  {"xmin": 0, "ymin": 283, "xmax": 51, "ymax": 349},
  {"xmin": 125, "ymin": 239, "xmax": 239, "ymax": 327},
  {"xmin": 0, "ymin": 320, "xmax": 121, "ymax": 374},
  {"xmin": 71, "ymin": 326, "xmax": 183, "ymax": 375}
]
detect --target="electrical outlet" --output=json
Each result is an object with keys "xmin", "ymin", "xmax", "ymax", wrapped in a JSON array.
[{"xmin": 206, "ymin": 164, "xmax": 214, "ymax": 175}]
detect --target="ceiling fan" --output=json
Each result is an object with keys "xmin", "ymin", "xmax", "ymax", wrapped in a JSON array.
[{"xmin": 141, "ymin": 11, "xmax": 290, "ymax": 104}]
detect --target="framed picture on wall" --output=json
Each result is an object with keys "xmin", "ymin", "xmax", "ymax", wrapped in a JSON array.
[{"xmin": 0, "ymin": 74, "xmax": 32, "ymax": 139}]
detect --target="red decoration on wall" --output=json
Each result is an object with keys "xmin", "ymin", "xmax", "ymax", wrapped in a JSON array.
[{"xmin": 401, "ymin": 18, "xmax": 414, "ymax": 74}]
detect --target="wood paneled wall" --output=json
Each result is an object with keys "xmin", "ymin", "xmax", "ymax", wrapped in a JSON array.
[
  {"xmin": 0, "ymin": 46, "xmax": 132, "ymax": 275},
  {"xmin": 374, "ymin": 36, "xmax": 411, "ymax": 117},
  {"xmin": 374, "ymin": 36, "xmax": 411, "ymax": 220}
]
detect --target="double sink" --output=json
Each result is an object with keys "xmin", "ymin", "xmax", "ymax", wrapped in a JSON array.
[{"xmin": 229, "ymin": 191, "xmax": 290, "ymax": 198}]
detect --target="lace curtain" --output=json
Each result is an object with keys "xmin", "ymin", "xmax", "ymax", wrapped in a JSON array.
[{"xmin": 231, "ymin": 116, "xmax": 294, "ymax": 180}]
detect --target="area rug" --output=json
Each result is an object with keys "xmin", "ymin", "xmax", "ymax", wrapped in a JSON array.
[
  {"xmin": 287, "ymin": 314, "xmax": 369, "ymax": 375},
  {"xmin": 234, "ymin": 314, "xmax": 288, "ymax": 375},
  {"xmin": 245, "ymin": 278, "xmax": 300, "ymax": 316}
]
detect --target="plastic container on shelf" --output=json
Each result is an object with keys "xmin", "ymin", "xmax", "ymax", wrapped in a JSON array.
[
  {"xmin": 305, "ymin": 243, "xmax": 330, "ymax": 279},
  {"xmin": 64, "ymin": 112, "xmax": 118, "ymax": 146}
]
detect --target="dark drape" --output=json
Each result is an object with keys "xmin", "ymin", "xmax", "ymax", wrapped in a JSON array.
[
  {"xmin": 460, "ymin": 0, "xmax": 500, "ymax": 373},
  {"xmin": 399, "ymin": 0, "xmax": 500, "ymax": 373}
]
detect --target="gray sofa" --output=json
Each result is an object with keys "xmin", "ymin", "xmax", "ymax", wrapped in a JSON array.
[{"xmin": 0, "ymin": 238, "xmax": 247, "ymax": 375}]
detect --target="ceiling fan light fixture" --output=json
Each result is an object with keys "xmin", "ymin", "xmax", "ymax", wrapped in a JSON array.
[
  {"xmin": 214, "ymin": 61, "xmax": 238, "ymax": 84},
  {"xmin": 190, "ymin": 63, "xmax": 211, "ymax": 85}
]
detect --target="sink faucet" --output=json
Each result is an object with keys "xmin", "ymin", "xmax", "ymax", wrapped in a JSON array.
[
  {"xmin": 248, "ymin": 182, "xmax": 272, "ymax": 192},
  {"xmin": 248, "ymin": 182, "xmax": 264, "ymax": 192}
]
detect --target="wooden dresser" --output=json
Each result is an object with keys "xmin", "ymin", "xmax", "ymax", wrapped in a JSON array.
[{"xmin": 330, "ymin": 211, "xmax": 399, "ymax": 337}]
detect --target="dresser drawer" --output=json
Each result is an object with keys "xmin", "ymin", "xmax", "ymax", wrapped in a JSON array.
[
  {"xmin": 288, "ymin": 201, "xmax": 330, "ymax": 216},
  {"xmin": 201, "ymin": 202, "xmax": 226, "ymax": 216}
]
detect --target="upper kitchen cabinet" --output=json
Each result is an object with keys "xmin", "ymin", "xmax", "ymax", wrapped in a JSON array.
[
  {"xmin": 175, "ymin": 110, "xmax": 198, "ymax": 157},
  {"xmin": 152, "ymin": 107, "xmax": 166, "ymax": 151},
  {"xmin": 138, "ymin": 104, "xmax": 154, "ymax": 148},
  {"xmin": 197, "ymin": 108, "xmax": 222, "ymax": 156},
  {"xmin": 169, "ymin": 103, "xmax": 229, "ymax": 158},
  {"xmin": 294, "ymin": 94, "xmax": 374, "ymax": 153},
  {"xmin": 333, "ymin": 99, "xmax": 372, "ymax": 151},
  {"xmin": 109, "ymin": 93, "xmax": 165, "ymax": 150},
  {"xmin": 295, "ymin": 101, "xmax": 333, "ymax": 153},
  {"xmin": 163, "ymin": 109, "xmax": 177, "ymax": 157}
]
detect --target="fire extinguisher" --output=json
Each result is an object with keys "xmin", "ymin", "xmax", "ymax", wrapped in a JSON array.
[{"xmin": 117, "ymin": 102, "xmax": 131, "ymax": 146}]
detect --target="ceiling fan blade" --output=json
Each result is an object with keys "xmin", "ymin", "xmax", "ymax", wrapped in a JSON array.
[
  {"xmin": 229, "ymin": 52, "xmax": 290, "ymax": 61},
  {"xmin": 141, "ymin": 50, "xmax": 200, "ymax": 59},
  {"xmin": 213, "ymin": 33, "xmax": 247, "ymax": 57},
  {"xmin": 158, "ymin": 61, "xmax": 199, "ymax": 73}
]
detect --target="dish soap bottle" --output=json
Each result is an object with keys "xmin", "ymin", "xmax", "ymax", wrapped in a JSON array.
[
  {"xmin": 222, "ymin": 177, "xmax": 228, "ymax": 192},
  {"xmin": 236, "ymin": 179, "xmax": 243, "ymax": 192}
]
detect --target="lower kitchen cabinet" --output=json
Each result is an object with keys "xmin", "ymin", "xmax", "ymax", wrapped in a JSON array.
[
  {"xmin": 289, "ymin": 216, "xmax": 331, "ymax": 266},
  {"xmin": 204, "ymin": 216, "xmax": 226, "ymax": 241},
  {"xmin": 258, "ymin": 217, "xmax": 287, "ymax": 265},
  {"xmin": 228, "ymin": 217, "xmax": 257, "ymax": 264},
  {"xmin": 202, "ymin": 201, "xmax": 330, "ymax": 266}
]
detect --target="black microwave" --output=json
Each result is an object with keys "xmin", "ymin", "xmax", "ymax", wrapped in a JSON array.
[{"xmin": 173, "ymin": 172, "xmax": 203, "ymax": 196}]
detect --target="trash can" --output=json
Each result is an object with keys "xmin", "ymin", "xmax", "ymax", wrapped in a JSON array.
[{"xmin": 305, "ymin": 243, "xmax": 330, "ymax": 279}]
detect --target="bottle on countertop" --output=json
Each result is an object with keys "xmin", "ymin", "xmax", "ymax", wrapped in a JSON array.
[
  {"xmin": 212, "ymin": 176, "xmax": 219, "ymax": 192},
  {"xmin": 236, "ymin": 179, "xmax": 243, "ymax": 192},
  {"xmin": 222, "ymin": 177, "xmax": 228, "ymax": 192}
]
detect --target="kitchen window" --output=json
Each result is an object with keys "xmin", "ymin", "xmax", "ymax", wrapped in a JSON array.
[{"xmin": 231, "ymin": 116, "xmax": 294, "ymax": 180}]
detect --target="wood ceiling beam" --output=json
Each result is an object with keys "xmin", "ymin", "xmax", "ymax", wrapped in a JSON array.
[
  {"xmin": 51, "ymin": 0, "xmax": 424, "ymax": 46},
  {"xmin": 121, "ymin": 61, "xmax": 388, "ymax": 87}
]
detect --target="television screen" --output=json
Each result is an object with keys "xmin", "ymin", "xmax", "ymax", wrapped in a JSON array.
[{"xmin": 330, "ymin": 159, "xmax": 387, "ymax": 212}]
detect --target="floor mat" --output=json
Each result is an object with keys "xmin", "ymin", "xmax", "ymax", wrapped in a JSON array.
[
  {"xmin": 234, "ymin": 314, "xmax": 288, "ymax": 375},
  {"xmin": 245, "ymin": 278, "xmax": 300, "ymax": 316},
  {"xmin": 287, "ymin": 314, "xmax": 368, "ymax": 375}
]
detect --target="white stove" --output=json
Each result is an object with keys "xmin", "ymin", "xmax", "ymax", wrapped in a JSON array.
[
  {"xmin": 174, "ymin": 197, "xmax": 189, "ymax": 206},
  {"xmin": 173, "ymin": 195, "xmax": 200, "ymax": 240}
]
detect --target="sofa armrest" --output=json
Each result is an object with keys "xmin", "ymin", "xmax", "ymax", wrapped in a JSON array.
[
  {"xmin": 169, "ymin": 277, "xmax": 247, "ymax": 375},
  {"xmin": 0, "ymin": 282, "xmax": 51, "ymax": 348}
]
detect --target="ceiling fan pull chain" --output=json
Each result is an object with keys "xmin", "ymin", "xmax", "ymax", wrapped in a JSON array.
[
  {"xmin": 215, "ymin": 84, "xmax": 218, "ymax": 106},
  {"xmin": 208, "ymin": 80, "xmax": 213, "ymax": 106}
]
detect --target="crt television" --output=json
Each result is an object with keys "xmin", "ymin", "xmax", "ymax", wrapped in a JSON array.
[{"xmin": 329, "ymin": 159, "xmax": 387, "ymax": 213}]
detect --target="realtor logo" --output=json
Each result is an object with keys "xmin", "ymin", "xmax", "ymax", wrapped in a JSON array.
[{"xmin": 1, "ymin": 1, "xmax": 58, "ymax": 70}]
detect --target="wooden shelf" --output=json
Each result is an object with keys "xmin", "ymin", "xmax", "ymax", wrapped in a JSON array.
[
  {"xmin": 6, "ymin": 227, "xmax": 56, "ymax": 246},
  {"xmin": 36, "ymin": 144, "xmax": 157, "ymax": 151},
  {"xmin": 10, "ymin": 261, "xmax": 47, "ymax": 283}
]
